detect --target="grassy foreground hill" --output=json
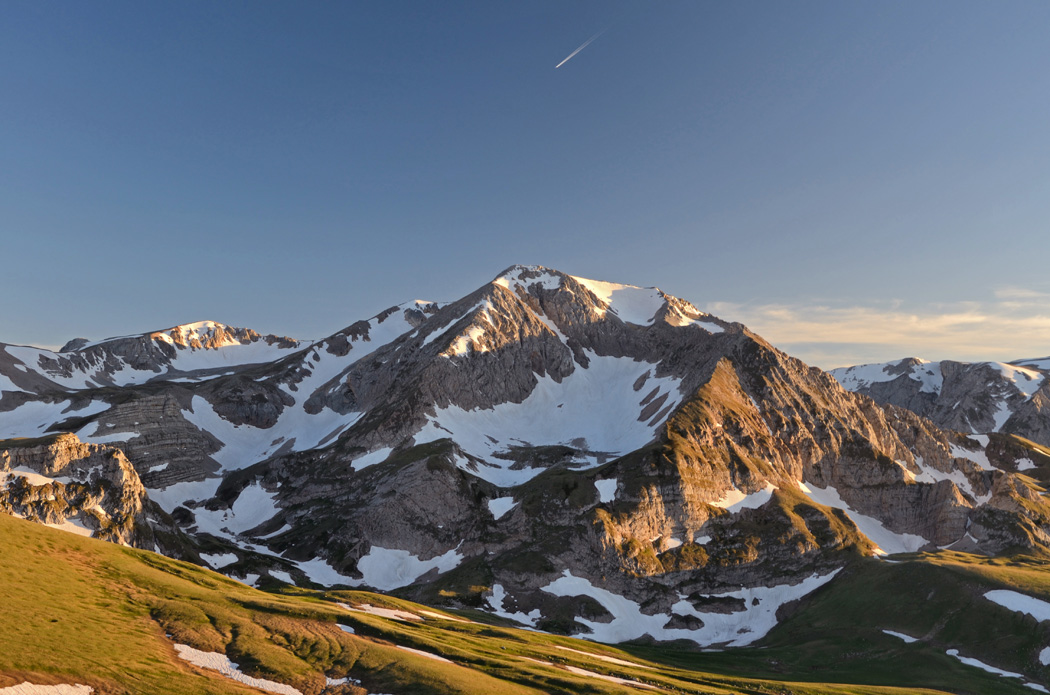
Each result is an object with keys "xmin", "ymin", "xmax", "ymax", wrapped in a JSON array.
[{"xmin": 1, "ymin": 511, "xmax": 1046, "ymax": 694}]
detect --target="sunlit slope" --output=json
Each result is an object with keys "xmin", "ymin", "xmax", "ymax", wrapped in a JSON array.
[{"xmin": 3, "ymin": 512, "xmax": 1046, "ymax": 694}]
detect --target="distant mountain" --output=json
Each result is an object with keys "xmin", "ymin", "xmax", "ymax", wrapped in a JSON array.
[
  {"xmin": 3, "ymin": 265, "xmax": 1050, "ymax": 649},
  {"xmin": 831, "ymin": 357, "xmax": 1050, "ymax": 447}
]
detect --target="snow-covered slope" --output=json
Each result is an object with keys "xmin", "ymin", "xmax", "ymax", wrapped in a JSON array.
[
  {"xmin": 0, "ymin": 321, "xmax": 304, "ymax": 393},
  {"xmin": 830, "ymin": 357, "xmax": 1050, "ymax": 445}
]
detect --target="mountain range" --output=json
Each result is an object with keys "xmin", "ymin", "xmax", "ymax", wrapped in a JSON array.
[{"xmin": 3, "ymin": 265, "xmax": 1050, "ymax": 694}]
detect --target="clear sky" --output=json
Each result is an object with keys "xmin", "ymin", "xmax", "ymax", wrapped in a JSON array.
[{"xmin": 2, "ymin": 1, "xmax": 1050, "ymax": 368}]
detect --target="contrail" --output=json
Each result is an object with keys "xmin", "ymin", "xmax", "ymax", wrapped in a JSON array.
[{"xmin": 555, "ymin": 29, "xmax": 607, "ymax": 69}]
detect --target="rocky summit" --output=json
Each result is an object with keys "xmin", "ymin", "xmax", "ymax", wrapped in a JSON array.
[{"xmin": 3, "ymin": 265, "xmax": 1050, "ymax": 648}]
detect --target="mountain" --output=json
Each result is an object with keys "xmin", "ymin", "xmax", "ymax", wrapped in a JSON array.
[
  {"xmin": 3, "ymin": 265, "xmax": 1050, "ymax": 653},
  {"xmin": 831, "ymin": 357, "xmax": 1050, "ymax": 448}
]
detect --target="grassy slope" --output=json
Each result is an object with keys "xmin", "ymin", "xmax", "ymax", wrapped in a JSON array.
[
  {"xmin": 0, "ymin": 511, "xmax": 1042, "ymax": 695},
  {"xmin": 623, "ymin": 554, "xmax": 1050, "ymax": 695}
]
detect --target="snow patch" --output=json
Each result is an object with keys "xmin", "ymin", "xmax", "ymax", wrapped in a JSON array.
[
  {"xmin": 0, "ymin": 685, "xmax": 93, "ymax": 695},
  {"xmin": 945, "ymin": 648, "xmax": 1024, "ymax": 680},
  {"xmin": 984, "ymin": 590, "xmax": 1050, "ymax": 622},
  {"xmin": 174, "ymin": 644, "xmax": 303, "ymax": 695},
  {"xmin": 415, "ymin": 353, "xmax": 681, "ymax": 486},
  {"xmin": 338, "ymin": 602, "xmax": 420, "ymax": 621},
  {"xmin": 801, "ymin": 484, "xmax": 927, "ymax": 554},
  {"xmin": 554, "ymin": 646, "xmax": 652, "ymax": 669},
  {"xmin": 356, "ymin": 546, "xmax": 463, "ymax": 591},
  {"xmin": 295, "ymin": 557, "xmax": 359, "ymax": 586},
  {"xmin": 883, "ymin": 629, "xmax": 919, "ymax": 643},
  {"xmin": 396, "ymin": 645, "xmax": 452, "ymax": 663},
  {"xmin": 710, "ymin": 483, "xmax": 776, "ymax": 513},
  {"xmin": 200, "ymin": 552, "xmax": 238, "ymax": 568},
  {"xmin": 487, "ymin": 496, "xmax": 516, "ymax": 520},
  {"xmin": 350, "ymin": 447, "xmax": 392, "ymax": 471},
  {"xmin": 0, "ymin": 399, "xmax": 109, "ymax": 440},
  {"xmin": 486, "ymin": 584, "xmax": 541, "ymax": 626},
  {"xmin": 571, "ymin": 276, "xmax": 666, "ymax": 325},
  {"xmin": 595, "ymin": 478, "xmax": 617, "ymax": 503},
  {"xmin": 989, "ymin": 362, "xmax": 1045, "ymax": 399},
  {"xmin": 542, "ymin": 569, "xmax": 838, "ymax": 646}
]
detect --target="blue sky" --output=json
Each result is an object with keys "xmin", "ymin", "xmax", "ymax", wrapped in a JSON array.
[{"xmin": 2, "ymin": 1, "xmax": 1049, "ymax": 367}]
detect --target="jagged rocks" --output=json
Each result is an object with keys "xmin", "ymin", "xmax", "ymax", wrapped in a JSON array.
[{"xmin": 0, "ymin": 433, "xmax": 149, "ymax": 546}]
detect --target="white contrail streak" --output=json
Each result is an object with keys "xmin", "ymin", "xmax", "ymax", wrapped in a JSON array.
[{"xmin": 555, "ymin": 29, "xmax": 607, "ymax": 69}]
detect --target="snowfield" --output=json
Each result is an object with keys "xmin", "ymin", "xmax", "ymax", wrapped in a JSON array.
[
  {"xmin": 541, "ymin": 569, "xmax": 839, "ymax": 646},
  {"xmin": 415, "ymin": 352, "xmax": 682, "ymax": 486}
]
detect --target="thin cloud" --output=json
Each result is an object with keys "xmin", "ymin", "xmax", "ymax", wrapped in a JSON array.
[
  {"xmin": 555, "ymin": 29, "xmax": 607, "ymax": 69},
  {"xmin": 703, "ymin": 298, "xmax": 1050, "ymax": 369}
]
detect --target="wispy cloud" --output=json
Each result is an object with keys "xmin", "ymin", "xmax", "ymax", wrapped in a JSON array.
[{"xmin": 704, "ymin": 295, "xmax": 1050, "ymax": 369}]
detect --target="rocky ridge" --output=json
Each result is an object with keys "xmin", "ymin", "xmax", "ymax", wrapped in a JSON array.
[{"xmin": 831, "ymin": 357, "xmax": 1050, "ymax": 447}]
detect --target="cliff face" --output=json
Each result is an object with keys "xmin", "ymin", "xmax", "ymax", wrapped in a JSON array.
[
  {"xmin": 0, "ymin": 433, "xmax": 148, "ymax": 546},
  {"xmin": 3, "ymin": 266, "xmax": 1050, "ymax": 646}
]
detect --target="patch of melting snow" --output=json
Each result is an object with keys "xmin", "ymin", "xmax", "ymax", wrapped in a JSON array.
[
  {"xmin": 0, "ymin": 398, "xmax": 109, "ymax": 439},
  {"xmin": 417, "ymin": 609, "xmax": 471, "ymax": 623},
  {"xmin": 356, "ymin": 545, "xmax": 463, "ymax": 591},
  {"xmin": 945, "ymin": 648, "xmax": 1024, "ymax": 680},
  {"xmin": 883, "ymin": 629, "xmax": 919, "ymax": 643},
  {"xmin": 673, "ymin": 316, "xmax": 725, "ymax": 333},
  {"xmin": 570, "ymin": 276, "xmax": 666, "ymax": 325},
  {"xmin": 395, "ymin": 645, "xmax": 452, "ymax": 663},
  {"xmin": 294, "ymin": 557, "xmax": 359, "ymax": 586},
  {"xmin": 487, "ymin": 583, "xmax": 541, "ymax": 626},
  {"xmin": 554, "ymin": 646, "xmax": 652, "ymax": 669},
  {"xmin": 488, "ymin": 496, "xmax": 517, "ymax": 519},
  {"xmin": 350, "ymin": 447, "xmax": 393, "ymax": 471},
  {"xmin": 951, "ymin": 436, "xmax": 996, "ymax": 472},
  {"xmin": 989, "ymin": 362, "xmax": 1046, "ymax": 399},
  {"xmin": 270, "ymin": 570, "xmax": 294, "ymax": 584},
  {"xmin": 200, "ymin": 552, "xmax": 238, "ymax": 568},
  {"xmin": 174, "ymin": 643, "xmax": 303, "ymax": 695},
  {"xmin": 562, "ymin": 664, "xmax": 658, "ymax": 690},
  {"xmin": 542, "ymin": 569, "xmax": 839, "ymax": 646},
  {"xmin": 594, "ymin": 478, "xmax": 617, "ymax": 503},
  {"xmin": 0, "ymin": 685, "xmax": 93, "ymax": 694},
  {"xmin": 1041, "ymin": 647, "xmax": 1050, "ymax": 666},
  {"xmin": 800, "ymin": 483, "xmax": 926, "ymax": 554},
  {"xmin": 662, "ymin": 536, "xmax": 683, "ymax": 552},
  {"xmin": 984, "ymin": 590, "xmax": 1050, "ymax": 622},
  {"xmin": 710, "ymin": 483, "xmax": 776, "ymax": 513},
  {"xmin": 189, "ymin": 482, "xmax": 279, "ymax": 537},
  {"xmin": 180, "ymin": 395, "xmax": 364, "ymax": 472},
  {"xmin": 338, "ymin": 602, "xmax": 421, "ymax": 621},
  {"xmin": 520, "ymin": 656, "xmax": 657, "ymax": 690},
  {"xmin": 1018, "ymin": 458, "xmax": 1037, "ymax": 471}
]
